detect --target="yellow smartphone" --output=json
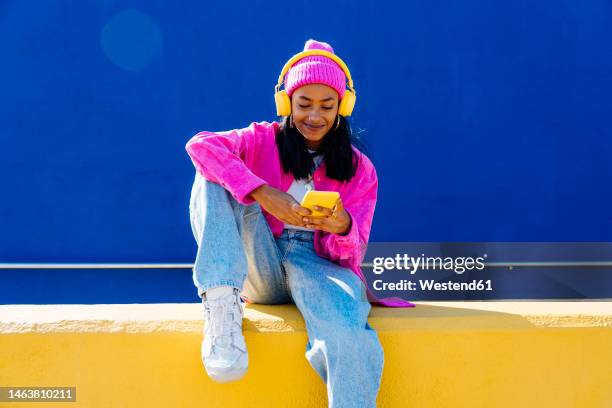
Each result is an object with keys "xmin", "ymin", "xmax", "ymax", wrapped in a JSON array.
[{"xmin": 300, "ymin": 191, "xmax": 340, "ymax": 217}]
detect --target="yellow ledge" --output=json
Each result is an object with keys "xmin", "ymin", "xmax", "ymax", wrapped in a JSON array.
[{"xmin": 1, "ymin": 302, "xmax": 611, "ymax": 407}]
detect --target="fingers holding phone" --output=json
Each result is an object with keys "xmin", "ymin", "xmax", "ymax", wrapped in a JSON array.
[{"xmin": 300, "ymin": 192, "xmax": 351, "ymax": 235}]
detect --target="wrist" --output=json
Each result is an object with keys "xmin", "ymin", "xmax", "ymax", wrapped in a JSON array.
[
  {"xmin": 337, "ymin": 213, "xmax": 352, "ymax": 235},
  {"xmin": 249, "ymin": 184, "xmax": 270, "ymax": 202}
]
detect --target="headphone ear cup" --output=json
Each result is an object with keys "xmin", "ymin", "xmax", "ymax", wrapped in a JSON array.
[
  {"xmin": 275, "ymin": 90, "xmax": 291, "ymax": 116},
  {"xmin": 338, "ymin": 90, "xmax": 356, "ymax": 117}
]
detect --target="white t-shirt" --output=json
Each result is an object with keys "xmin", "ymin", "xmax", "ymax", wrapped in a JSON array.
[{"xmin": 283, "ymin": 149, "xmax": 323, "ymax": 232}]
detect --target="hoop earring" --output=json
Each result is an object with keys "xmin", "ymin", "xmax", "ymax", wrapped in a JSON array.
[
  {"xmin": 289, "ymin": 114, "xmax": 294, "ymax": 128},
  {"xmin": 334, "ymin": 115, "xmax": 341, "ymax": 131}
]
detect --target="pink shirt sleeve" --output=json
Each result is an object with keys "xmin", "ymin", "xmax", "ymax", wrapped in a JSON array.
[
  {"xmin": 185, "ymin": 123, "xmax": 268, "ymax": 205},
  {"xmin": 314, "ymin": 155, "xmax": 378, "ymax": 271}
]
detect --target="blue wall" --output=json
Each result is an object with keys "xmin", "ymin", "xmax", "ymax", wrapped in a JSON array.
[{"xmin": 1, "ymin": 1, "xmax": 611, "ymax": 302}]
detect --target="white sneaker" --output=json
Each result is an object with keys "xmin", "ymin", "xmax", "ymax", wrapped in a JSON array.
[{"xmin": 201, "ymin": 287, "xmax": 248, "ymax": 383}]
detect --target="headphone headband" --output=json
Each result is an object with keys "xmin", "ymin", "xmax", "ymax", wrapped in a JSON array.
[{"xmin": 275, "ymin": 49, "xmax": 355, "ymax": 94}]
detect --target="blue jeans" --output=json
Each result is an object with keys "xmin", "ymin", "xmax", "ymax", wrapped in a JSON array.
[{"xmin": 189, "ymin": 172, "xmax": 384, "ymax": 408}]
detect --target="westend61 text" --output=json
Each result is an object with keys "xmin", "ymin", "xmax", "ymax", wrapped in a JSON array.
[{"xmin": 373, "ymin": 279, "xmax": 493, "ymax": 291}]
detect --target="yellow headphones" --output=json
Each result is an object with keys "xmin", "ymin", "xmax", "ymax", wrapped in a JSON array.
[{"xmin": 274, "ymin": 49, "xmax": 357, "ymax": 117}]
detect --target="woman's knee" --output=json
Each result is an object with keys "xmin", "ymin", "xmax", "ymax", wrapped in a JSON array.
[
  {"xmin": 299, "ymin": 293, "xmax": 372, "ymax": 333},
  {"xmin": 190, "ymin": 173, "xmax": 239, "ymax": 214},
  {"xmin": 193, "ymin": 172, "xmax": 259, "ymax": 218},
  {"xmin": 193, "ymin": 173, "xmax": 228, "ymax": 200},
  {"xmin": 311, "ymin": 323, "xmax": 383, "ymax": 363},
  {"xmin": 310, "ymin": 279, "xmax": 371, "ymax": 328}
]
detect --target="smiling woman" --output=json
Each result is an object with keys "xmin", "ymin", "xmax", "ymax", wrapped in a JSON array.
[
  {"xmin": 291, "ymin": 84, "xmax": 339, "ymax": 150},
  {"xmin": 274, "ymin": 87, "xmax": 358, "ymax": 184},
  {"xmin": 185, "ymin": 38, "xmax": 415, "ymax": 407}
]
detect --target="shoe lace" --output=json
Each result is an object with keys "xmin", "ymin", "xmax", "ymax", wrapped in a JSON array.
[{"xmin": 205, "ymin": 292, "xmax": 241, "ymax": 347}]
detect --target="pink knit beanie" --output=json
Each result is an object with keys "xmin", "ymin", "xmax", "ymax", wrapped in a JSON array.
[{"xmin": 284, "ymin": 39, "xmax": 347, "ymax": 100}]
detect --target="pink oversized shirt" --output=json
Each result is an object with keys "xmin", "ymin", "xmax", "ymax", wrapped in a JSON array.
[{"xmin": 186, "ymin": 120, "xmax": 415, "ymax": 308}]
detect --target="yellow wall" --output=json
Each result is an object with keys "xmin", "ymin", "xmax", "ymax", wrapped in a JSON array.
[{"xmin": 1, "ymin": 302, "xmax": 611, "ymax": 407}]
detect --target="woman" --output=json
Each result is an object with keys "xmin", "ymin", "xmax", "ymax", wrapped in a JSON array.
[{"xmin": 186, "ymin": 39, "xmax": 415, "ymax": 407}]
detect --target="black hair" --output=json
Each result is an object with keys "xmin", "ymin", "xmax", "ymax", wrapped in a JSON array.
[{"xmin": 275, "ymin": 115, "xmax": 371, "ymax": 183}]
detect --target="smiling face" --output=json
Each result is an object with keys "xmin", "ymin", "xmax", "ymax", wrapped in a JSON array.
[{"xmin": 291, "ymin": 83, "xmax": 339, "ymax": 150}]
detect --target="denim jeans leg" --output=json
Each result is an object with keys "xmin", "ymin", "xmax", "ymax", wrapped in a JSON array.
[
  {"xmin": 189, "ymin": 172, "xmax": 291, "ymax": 304},
  {"xmin": 281, "ymin": 234, "xmax": 384, "ymax": 408}
]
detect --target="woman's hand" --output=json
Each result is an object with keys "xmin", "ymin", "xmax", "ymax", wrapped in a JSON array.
[
  {"xmin": 301, "ymin": 198, "xmax": 352, "ymax": 235},
  {"xmin": 249, "ymin": 184, "xmax": 311, "ymax": 227}
]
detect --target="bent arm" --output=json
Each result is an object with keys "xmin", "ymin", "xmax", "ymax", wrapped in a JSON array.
[
  {"xmin": 315, "ymin": 162, "xmax": 378, "ymax": 269},
  {"xmin": 185, "ymin": 123, "xmax": 267, "ymax": 205}
]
